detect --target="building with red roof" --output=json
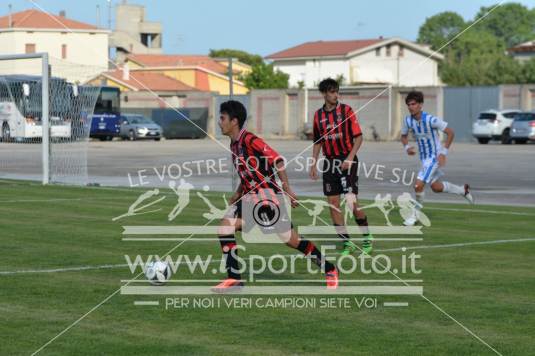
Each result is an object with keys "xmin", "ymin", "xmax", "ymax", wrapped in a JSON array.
[
  {"xmin": 0, "ymin": 9, "xmax": 109, "ymax": 83},
  {"xmin": 266, "ymin": 37, "xmax": 444, "ymax": 87}
]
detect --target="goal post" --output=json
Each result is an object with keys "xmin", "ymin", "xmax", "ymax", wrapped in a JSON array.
[{"xmin": 0, "ymin": 53, "xmax": 49, "ymax": 183}]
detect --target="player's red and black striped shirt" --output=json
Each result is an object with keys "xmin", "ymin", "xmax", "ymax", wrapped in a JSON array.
[
  {"xmin": 231, "ymin": 129, "xmax": 284, "ymax": 199},
  {"xmin": 313, "ymin": 102, "xmax": 362, "ymax": 158}
]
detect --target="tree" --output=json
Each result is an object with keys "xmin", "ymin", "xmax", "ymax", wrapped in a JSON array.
[
  {"xmin": 209, "ymin": 49, "xmax": 263, "ymax": 66},
  {"xmin": 417, "ymin": 3, "xmax": 535, "ymax": 86},
  {"xmin": 417, "ymin": 11, "xmax": 466, "ymax": 50},
  {"xmin": 210, "ymin": 48, "xmax": 289, "ymax": 89},
  {"xmin": 521, "ymin": 58, "xmax": 535, "ymax": 83},
  {"xmin": 440, "ymin": 30, "xmax": 523, "ymax": 85},
  {"xmin": 243, "ymin": 63, "xmax": 289, "ymax": 89},
  {"xmin": 474, "ymin": 3, "xmax": 535, "ymax": 48},
  {"xmin": 335, "ymin": 74, "xmax": 346, "ymax": 86}
]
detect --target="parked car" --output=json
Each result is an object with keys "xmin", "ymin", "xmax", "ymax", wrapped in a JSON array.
[
  {"xmin": 472, "ymin": 109, "xmax": 520, "ymax": 144},
  {"xmin": 120, "ymin": 114, "xmax": 162, "ymax": 141},
  {"xmin": 510, "ymin": 112, "xmax": 535, "ymax": 144},
  {"xmin": 90, "ymin": 114, "xmax": 121, "ymax": 141}
]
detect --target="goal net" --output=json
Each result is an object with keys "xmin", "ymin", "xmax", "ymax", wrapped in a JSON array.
[{"xmin": 0, "ymin": 54, "xmax": 100, "ymax": 185}]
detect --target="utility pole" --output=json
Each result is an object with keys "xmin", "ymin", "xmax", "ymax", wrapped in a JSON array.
[
  {"xmin": 107, "ymin": 0, "xmax": 112, "ymax": 30},
  {"xmin": 228, "ymin": 57, "xmax": 234, "ymax": 99}
]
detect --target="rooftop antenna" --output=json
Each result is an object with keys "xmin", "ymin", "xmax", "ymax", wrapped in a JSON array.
[
  {"xmin": 96, "ymin": 5, "xmax": 101, "ymax": 27},
  {"xmin": 107, "ymin": 0, "xmax": 112, "ymax": 30},
  {"xmin": 8, "ymin": 4, "xmax": 12, "ymax": 28}
]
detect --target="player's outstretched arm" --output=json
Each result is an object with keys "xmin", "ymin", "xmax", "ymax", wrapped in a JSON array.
[
  {"xmin": 309, "ymin": 143, "xmax": 322, "ymax": 180},
  {"xmin": 275, "ymin": 160, "xmax": 298, "ymax": 208},
  {"xmin": 443, "ymin": 127, "xmax": 455, "ymax": 149},
  {"xmin": 342, "ymin": 135, "xmax": 362, "ymax": 170},
  {"xmin": 229, "ymin": 183, "xmax": 243, "ymax": 205},
  {"xmin": 401, "ymin": 134, "xmax": 416, "ymax": 156},
  {"xmin": 438, "ymin": 127, "xmax": 455, "ymax": 167}
]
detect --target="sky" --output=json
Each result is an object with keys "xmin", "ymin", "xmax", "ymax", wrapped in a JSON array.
[{"xmin": 5, "ymin": 0, "xmax": 535, "ymax": 56}]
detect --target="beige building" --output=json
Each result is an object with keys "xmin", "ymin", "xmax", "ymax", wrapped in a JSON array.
[
  {"xmin": 110, "ymin": 3, "xmax": 163, "ymax": 64},
  {"xmin": 0, "ymin": 9, "xmax": 109, "ymax": 83},
  {"xmin": 120, "ymin": 54, "xmax": 250, "ymax": 95}
]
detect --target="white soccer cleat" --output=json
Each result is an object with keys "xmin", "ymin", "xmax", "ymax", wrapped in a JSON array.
[{"xmin": 463, "ymin": 184, "xmax": 474, "ymax": 204}]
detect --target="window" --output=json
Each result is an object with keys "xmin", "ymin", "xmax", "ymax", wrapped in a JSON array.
[
  {"xmin": 386, "ymin": 45, "xmax": 391, "ymax": 57},
  {"xmin": 503, "ymin": 112, "xmax": 519, "ymax": 119},
  {"xmin": 478, "ymin": 113, "xmax": 497, "ymax": 121},
  {"xmin": 399, "ymin": 45, "xmax": 404, "ymax": 57},
  {"xmin": 515, "ymin": 113, "xmax": 535, "ymax": 121},
  {"xmin": 375, "ymin": 47, "xmax": 380, "ymax": 56},
  {"xmin": 61, "ymin": 44, "xmax": 67, "ymax": 59},
  {"xmin": 25, "ymin": 43, "xmax": 36, "ymax": 53}
]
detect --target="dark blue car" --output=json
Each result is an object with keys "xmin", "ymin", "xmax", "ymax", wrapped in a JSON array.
[{"xmin": 90, "ymin": 113, "xmax": 121, "ymax": 141}]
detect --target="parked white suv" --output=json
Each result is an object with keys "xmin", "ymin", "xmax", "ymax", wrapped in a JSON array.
[{"xmin": 472, "ymin": 109, "xmax": 520, "ymax": 144}]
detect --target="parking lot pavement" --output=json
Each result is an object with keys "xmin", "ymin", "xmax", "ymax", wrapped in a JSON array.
[
  {"xmin": 0, "ymin": 139, "xmax": 532, "ymax": 206},
  {"xmin": 85, "ymin": 139, "xmax": 535, "ymax": 207}
]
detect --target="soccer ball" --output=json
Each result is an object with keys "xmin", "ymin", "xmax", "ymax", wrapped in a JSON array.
[{"xmin": 145, "ymin": 261, "xmax": 172, "ymax": 285}]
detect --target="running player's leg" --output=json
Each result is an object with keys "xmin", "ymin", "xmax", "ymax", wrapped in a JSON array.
[
  {"xmin": 404, "ymin": 178, "xmax": 426, "ymax": 226},
  {"xmin": 212, "ymin": 205, "xmax": 244, "ymax": 293},
  {"xmin": 283, "ymin": 228, "xmax": 338, "ymax": 289},
  {"xmin": 410, "ymin": 157, "xmax": 436, "ymax": 218},
  {"xmin": 323, "ymin": 165, "xmax": 351, "ymax": 244},
  {"xmin": 430, "ymin": 180, "xmax": 474, "ymax": 204},
  {"xmin": 326, "ymin": 194, "xmax": 350, "ymax": 240},
  {"xmin": 347, "ymin": 161, "xmax": 373, "ymax": 254},
  {"xmin": 350, "ymin": 196, "xmax": 373, "ymax": 254}
]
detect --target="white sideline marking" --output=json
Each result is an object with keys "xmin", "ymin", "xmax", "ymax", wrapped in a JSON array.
[
  {"xmin": 384, "ymin": 302, "xmax": 409, "ymax": 307},
  {"xmin": 1, "ymin": 238, "xmax": 534, "ymax": 275},
  {"xmin": 1, "ymin": 196, "xmax": 534, "ymax": 216},
  {"xmin": 0, "ymin": 264, "xmax": 128, "ymax": 275},
  {"xmin": 376, "ymin": 238, "xmax": 535, "ymax": 252},
  {"xmin": 0, "ymin": 198, "xmax": 86, "ymax": 203},
  {"xmin": 425, "ymin": 206, "xmax": 535, "ymax": 216}
]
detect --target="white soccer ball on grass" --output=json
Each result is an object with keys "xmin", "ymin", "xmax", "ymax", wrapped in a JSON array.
[{"xmin": 145, "ymin": 260, "xmax": 172, "ymax": 285}]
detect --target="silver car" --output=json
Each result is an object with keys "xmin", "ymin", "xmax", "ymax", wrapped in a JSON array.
[
  {"xmin": 120, "ymin": 114, "xmax": 162, "ymax": 141},
  {"xmin": 510, "ymin": 112, "xmax": 535, "ymax": 144},
  {"xmin": 472, "ymin": 110, "xmax": 520, "ymax": 144}
]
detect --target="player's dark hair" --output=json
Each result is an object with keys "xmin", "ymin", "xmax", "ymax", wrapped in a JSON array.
[
  {"xmin": 220, "ymin": 100, "xmax": 247, "ymax": 129},
  {"xmin": 405, "ymin": 91, "xmax": 424, "ymax": 104},
  {"xmin": 318, "ymin": 78, "xmax": 339, "ymax": 93}
]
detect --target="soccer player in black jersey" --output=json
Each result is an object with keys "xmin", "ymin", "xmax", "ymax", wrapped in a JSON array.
[
  {"xmin": 309, "ymin": 78, "xmax": 373, "ymax": 255},
  {"xmin": 212, "ymin": 100, "xmax": 338, "ymax": 292}
]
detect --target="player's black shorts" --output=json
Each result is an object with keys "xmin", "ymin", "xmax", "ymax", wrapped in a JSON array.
[
  {"xmin": 322, "ymin": 156, "xmax": 359, "ymax": 196},
  {"xmin": 232, "ymin": 197, "xmax": 292, "ymax": 234}
]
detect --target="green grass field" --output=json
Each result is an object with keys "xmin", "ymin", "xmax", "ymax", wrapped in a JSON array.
[{"xmin": 1, "ymin": 179, "xmax": 534, "ymax": 355}]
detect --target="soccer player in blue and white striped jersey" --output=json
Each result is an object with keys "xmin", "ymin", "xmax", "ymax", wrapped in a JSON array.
[{"xmin": 400, "ymin": 91, "xmax": 474, "ymax": 226}]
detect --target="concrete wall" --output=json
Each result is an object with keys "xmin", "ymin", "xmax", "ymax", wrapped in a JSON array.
[
  {"xmin": 443, "ymin": 85, "xmax": 535, "ymax": 142},
  {"xmin": 117, "ymin": 85, "xmax": 533, "ymax": 142},
  {"xmin": 121, "ymin": 90, "xmax": 210, "ymax": 110}
]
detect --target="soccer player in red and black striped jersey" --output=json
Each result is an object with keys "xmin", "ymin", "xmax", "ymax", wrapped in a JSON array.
[
  {"xmin": 212, "ymin": 100, "xmax": 338, "ymax": 292},
  {"xmin": 309, "ymin": 78, "xmax": 373, "ymax": 255}
]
